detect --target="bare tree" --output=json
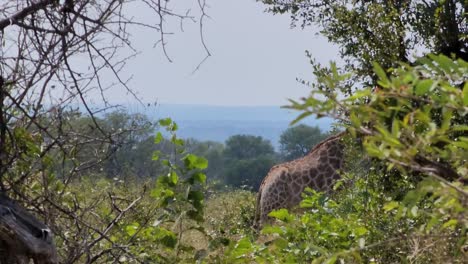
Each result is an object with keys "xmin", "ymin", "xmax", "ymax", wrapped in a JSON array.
[{"xmin": 0, "ymin": 0, "xmax": 209, "ymax": 262}]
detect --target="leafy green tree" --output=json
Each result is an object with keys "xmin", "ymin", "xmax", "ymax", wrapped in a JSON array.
[
  {"xmin": 261, "ymin": 0, "xmax": 467, "ymax": 88},
  {"xmin": 290, "ymin": 55, "xmax": 467, "ymax": 184},
  {"xmin": 229, "ymin": 55, "xmax": 467, "ymax": 263},
  {"xmin": 223, "ymin": 135, "xmax": 277, "ymax": 189},
  {"xmin": 105, "ymin": 136, "xmax": 168, "ymax": 179},
  {"xmin": 101, "ymin": 111, "xmax": 154, "ymax": 142},
  {"xmin": 224, "ymin": 135, "xmax": 275, "ymax": 160},
  {"xmin": 224, "ymin": 156, "xmax": 277, "ymax": 190},
  {"xmin": 100, "ymin": 111, "xmax": 155, "ymax": 178},
  {"xmin": 279, "ymin": 124, "xmax": 328, "ymax": 161},
  {"xmin": 46, "ymin": 110, "xmax": 158, "ymax": 179},
  {"xmin": 236, "ymin": 1, "xmax": 467, "ymax": 261}
]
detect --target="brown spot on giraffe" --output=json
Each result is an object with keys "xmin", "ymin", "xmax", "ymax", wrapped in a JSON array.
[{"xmin": 253, "ymin": 132, "xmax": 345, "ymax": 229}]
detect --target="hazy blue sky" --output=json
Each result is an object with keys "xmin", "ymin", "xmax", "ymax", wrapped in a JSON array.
[{"xmin": 106, "ymin": 0, "xmax": 340, "ymax": 107}]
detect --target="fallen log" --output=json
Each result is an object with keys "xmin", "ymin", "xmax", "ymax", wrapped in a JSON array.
[{"xmin": 0, "ymin": 195, "xmax": 58, "ymax": 264}]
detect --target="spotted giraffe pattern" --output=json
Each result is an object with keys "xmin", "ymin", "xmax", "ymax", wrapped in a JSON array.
[{"xmin": 253, "ymin": 132, "xmax": 345, "ymax": 228}]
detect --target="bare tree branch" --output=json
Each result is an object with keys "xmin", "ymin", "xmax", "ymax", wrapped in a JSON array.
[{"xmin": 0, "ymin": 0, "xmax": 210, "ymax": 262}]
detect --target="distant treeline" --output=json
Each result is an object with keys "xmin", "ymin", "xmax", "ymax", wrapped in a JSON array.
[{"xmin": 51, "ymin": 110, "xmax": 330, "ymax": 190}]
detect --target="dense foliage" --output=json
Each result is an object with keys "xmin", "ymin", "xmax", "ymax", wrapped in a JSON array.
[
  {"xmin": 222, "ymin": 135, "xmax": 278, "ymax": 189},
  {"xmin": 1, "ymin": 1, "xmax": 466, "ymax": 263},
  {"xmin": 261, "ymin": 0, "xmax": 467, "ymax": 86},
  {"xmin": 227, "ymin": 55, "xmax": 467, "ymax": 263}
]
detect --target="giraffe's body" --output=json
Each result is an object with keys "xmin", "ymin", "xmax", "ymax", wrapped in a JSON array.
[{"xmin": 254, "ymin": 132, "xmax": 345, "ymax": 228}]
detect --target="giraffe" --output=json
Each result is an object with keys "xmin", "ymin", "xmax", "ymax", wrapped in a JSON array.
[{"xmin": 253, "ymin": 131, "xmax": 346, "ymax": 229}]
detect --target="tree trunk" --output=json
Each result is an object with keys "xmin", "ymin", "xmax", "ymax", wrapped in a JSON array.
[{"xmin": 0, "ymin": 195, "xmax": 58, "ymax": 264}]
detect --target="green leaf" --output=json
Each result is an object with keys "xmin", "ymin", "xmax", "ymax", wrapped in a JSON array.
[
  {"xmin": 415, "ymin": 79, "xmax": 433, "ymax": 95},
  {"xmin": 161, "ymin": 159, "xmax": 171, "ymax": 167},
  {"xmin": 391, "ymin": 119, "xmax": 400, "ymax": 137},
  {"xmin": 125, "ymin": 222, "xmax": 140, "ymax": 236},
  {"xmin": 402, "ymin": 72, "xmax": 414, "ymax": 84},
  {"xmin": 231, "ymin": 237, "xmax": 253, "ymax": 257},
  {"xmin": 152, "ymin": 150, "xmax": 161, "ymax": 161},
  {"xmin": 350, "ymin": 111, "xmax": 361, "ymax": 127},
  {"xmin": 290, "ymin": 111, "xmax": 313, "ymax": 125},
  {"xmin": 154, "ymin": 132, "xmax": 163, "ymax": 144},
  {"xmin": 272, "ymin": 237, "xmax": 289, "ymax": 250},
  {"xmin": 346, "ymin": 89, "xmax": 371, "ymax": 101},
  {"xmin": 183, "ymin": 154, "xmax": 208, "ymax": 170},
  {"xmin": 354, "ymin": 226, "xmax": 368, "ymax": 236},
  {"xmin": 324, "ymin": 254, "xmax": 338, "ymax": 264},
  {"xmin": 429, "ymin": 54, "xmax": 456, "ymax": 73},
  {"xmin": 451, "ymin": 140, "xmax": 468, "ymax": 149},
  {"xmin": 151, "ymin": 186, "xmax": 174, "ymax": 199},
  {"xmin": 442, "ymin": 219, "xmax": 458, "ymax": 229},
  {"xmin": 383, "ymin": 201, "xmax": 399, "ymax": 211},
  {"xmin": 261, "ymin": 225, "xmax": 284, "ymax": 235},
  {"xmin": 373, "ymin": 62, "xmax": 390, "ymax": 88},
  {"xmin": 441, "ymin": 109, "xmax": 453, "ymax": 131},
  {"xmin": 159, "ymin": 118, "xmax": 172, "ymax": 126},
  {"xmin": 192, "ymin": 172, "xmax": 207, "ymax": 184},
  {"xmin": 170, "ymin": 122, "xmax": 178, "ymax": 132},
  {"xmin": 169, "ymin": 171, "xmax": 178, "ymax": 185},
  {"xmin": 333, "ymin": 180, "xmax": 344, "ymax": 191},
  {"xmin": 268, "ymin": 209, "xmax": 294, "ymax": 223},
  {"xmin": 173, "ymin": 138, "xmax": 184, "ymax": 146}
]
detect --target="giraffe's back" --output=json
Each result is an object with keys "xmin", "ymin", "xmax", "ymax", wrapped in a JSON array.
[{"xmin": 254, "ymin": 132, "xmax": 345, "ymax": 229}]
